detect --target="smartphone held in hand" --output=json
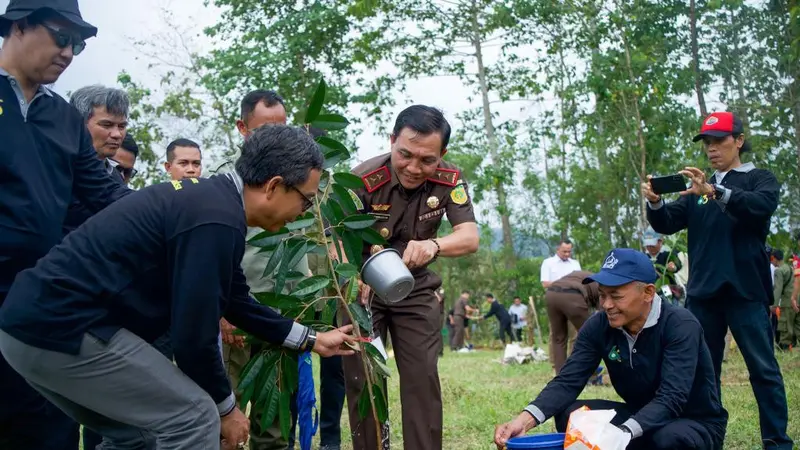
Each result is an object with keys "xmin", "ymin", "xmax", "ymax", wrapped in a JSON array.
[{"xmin": 649, "ymin": 174, "xmax": 686, "ymax": 195}]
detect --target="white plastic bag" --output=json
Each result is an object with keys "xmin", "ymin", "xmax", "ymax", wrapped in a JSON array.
[{"xmin": 564, "ymin": 407, "xmax": 632, "ymax": 450}]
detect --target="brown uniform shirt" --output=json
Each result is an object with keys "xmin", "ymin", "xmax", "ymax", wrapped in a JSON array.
[
  {"xmin": 453, "ymin": 297, "xmax": 468, "ymax": 318},
  {"xmin": 551, "ymin": 270, "xmax": 600, "ymax": 309},
  {"xmin": 352, "ymin": 153, "xmax": 476, "ymax": 292}
]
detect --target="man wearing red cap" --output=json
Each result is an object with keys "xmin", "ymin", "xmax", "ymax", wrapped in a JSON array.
[
  {"xmin": 0, "ymin": 1, "xmax": 130, "ymax": 449},
  {"xmin": 641, "ymin": 112, "xmax": 793, "ymax": 449}
]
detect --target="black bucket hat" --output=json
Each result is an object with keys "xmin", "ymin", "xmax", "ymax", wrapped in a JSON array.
[{"xmin": 0, "ymin": 0, "xmax": 97, "ymax": 39}]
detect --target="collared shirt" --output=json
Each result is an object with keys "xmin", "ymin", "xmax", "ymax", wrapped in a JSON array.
[
  {"xmin": 0, "ymin": 67, "xmax": 53, "ymax": 119},
  {"xmin": 619, "ymin": 294, "xmax": 662, "ymax": 365},
  {"xmin": 509, "ymin": 304, "xmax": 528, "ymax": 328},
  {"xmin": 352, "ymin": 153, "xmax": 476, "ymax": 292},
  {"xmin": 540, "ymin": 255, "xmax": 582, "ymax": 284},
  {"xmin": 0, "ymin": 69, "xmax": 130, "ymax": 300}
]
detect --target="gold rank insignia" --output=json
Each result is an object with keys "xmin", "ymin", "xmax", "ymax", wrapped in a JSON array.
[
  {"xmin": 426, "ymin": 196, "xmax": 439, "ymax": 209},
  {"xmin": 427, "ymin": 167, "xmax": 459, "ymax": 187},
  {"xmin": 450, "ymin": 185, "xmax": 468, "ymax": 205},
  {"xmin": 371, "ymin": 204, "xmax": 391, "ymax": 212},
  {"xmin": 370, "ymin": 244, "xmax": 384, "ymax": 255},
  {"xmin": 361, "ymin": 166, "xmax": 391, "ymax": 193},
  {"xmin": 380, "ymin": 227, "xmax": 390, "ymax": 238}
]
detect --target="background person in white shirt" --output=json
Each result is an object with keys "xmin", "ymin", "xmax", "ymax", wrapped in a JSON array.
[
  {"xmin": 540, "ymin": 240, "xmax": 582, "ymax": 368},
  {"xmin": 508, "ymin": 296, "xmax": 528, "ymax": 342},
  {"xmin": 540, "ymin": 240, "xmax": 582, "ymax": 287}
]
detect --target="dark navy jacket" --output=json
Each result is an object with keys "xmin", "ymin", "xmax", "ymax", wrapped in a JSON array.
[
  {"xmin": 525, "ymin": 298, "xmax": 726, "ymax": 439},
  {"xmin": 0, "ymin": 71, "xmax": 129, "ymax": 301},
  {"xmin": 0, "ymin": 175, "xmax": 307, "ymax": 414},
  {"xmin": 647, "ymin": 164, "xmax": 777, "ymax": 303}
]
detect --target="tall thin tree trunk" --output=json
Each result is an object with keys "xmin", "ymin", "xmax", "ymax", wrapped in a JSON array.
[
  {"xmin": 690, "ymin": 0, "xmax": 708, "ymax": 116},
  {"xmin": 728, "ymin": 8, "xmax": 751, "ymax": 130},
  {"xmin": 471, "ymin": 8, "xmax": 516, "ymax": 267},
  {"xmin": 620, "ymin": 27, "xmax": 648, "ymax": 232}
]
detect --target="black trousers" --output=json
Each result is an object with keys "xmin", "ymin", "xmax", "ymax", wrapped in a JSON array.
[
  {"xmin": 687, "ymin": 291, "xmax": 793, "ymax": 449},
  {"xmin": 498, "ymin": 320, "xmax": 514, "ymax": 343},
  {"xmin": 554, "ymin": 399, "xmax": 724, "ymax": 450}
]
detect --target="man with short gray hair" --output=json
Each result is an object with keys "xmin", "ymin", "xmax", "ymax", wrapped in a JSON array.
[{"xmin": 63, "ymin": 85, "xmax": 130, "ymax": 234}]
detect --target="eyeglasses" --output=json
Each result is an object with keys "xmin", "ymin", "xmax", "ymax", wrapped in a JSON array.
[
  {"xmin": 110, "ymin": 159, "xmax": 138, "ymax": 179},
  {"xmin": 41, "ymin": 23, "xmax": 86, "ymax": 56},
  {"xmin": 288, "ymin": 185, "xmax": 314, "ymax": 212}
]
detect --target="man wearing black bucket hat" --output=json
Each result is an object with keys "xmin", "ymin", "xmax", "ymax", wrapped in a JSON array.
[
  {"xmin": 642, "ymin": 112, "xmax": 793, "ymax": 449},
  {"xmin": 494, "ymin": 249, "xmax": 727, "ymax": 450},
  {"xmin": 0, "ymin": 1, "xmax": 131, "ymax": 449}
]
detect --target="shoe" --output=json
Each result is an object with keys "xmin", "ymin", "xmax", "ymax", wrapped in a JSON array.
[{"xmin": 319, "ymin": 445, "xmax": 341, "ymax": 450}]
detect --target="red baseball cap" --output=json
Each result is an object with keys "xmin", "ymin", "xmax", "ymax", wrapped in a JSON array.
[{"xmin": 692, "ymin": 112, "xmax": 744, "ymax": 142}]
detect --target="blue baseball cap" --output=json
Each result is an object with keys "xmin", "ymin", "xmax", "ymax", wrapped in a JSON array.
[{"xmin": 583, "ymin": 248, "xmax": 658, "ymax": 287}]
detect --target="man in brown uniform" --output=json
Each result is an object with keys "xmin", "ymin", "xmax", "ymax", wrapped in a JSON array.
[
  {"xmin": 343, "ymin": 105, "xmax": 479, "ymax": 450},
  {"xmin": 450, "ymin": 290, "xmax": 474, "ymax": 351},
  {"xmin": 545, "ymin": 270, "xmax": 599, "ymax": 374}
]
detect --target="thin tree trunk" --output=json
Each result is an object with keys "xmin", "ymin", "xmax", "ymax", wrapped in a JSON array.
[
  {"xmin": 471, "ymin": 8, "xmax": 516, "ymax": 265},
  {"xmin": 619, "ymin": 27, "xmax": 648, "ymax": 232},
  {"xmin": 728, "ymin": 8, "xmax": 751, "ymax": 130},
  {"xmin": 690, "ymin": 0, "xmax": 708, "ymax": 116}
]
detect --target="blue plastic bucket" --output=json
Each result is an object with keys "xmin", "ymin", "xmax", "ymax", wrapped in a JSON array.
[{"xmin": 505, "ymin": 432, "xmax": 565, "ymax": 449}]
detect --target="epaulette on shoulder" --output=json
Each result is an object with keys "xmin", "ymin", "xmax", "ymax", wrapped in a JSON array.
[
  {"xmin": 361, "ymin": 166, "xmax": 391, "ymax": 193},
  {"xmin": 427, "ymin": 167, "xmax": 459, "ymax": 187}
]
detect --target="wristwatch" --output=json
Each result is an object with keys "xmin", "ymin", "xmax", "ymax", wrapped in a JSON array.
[
  {"xmin": 711, "ymin": 184, "xmax": 726, "ymax": 200},
  {"xmin": 619, "ymin": 424, "xmax": 633, "ymax": 435},
  {"xmin": 303, "ymin": 329, "xmax": 317, "ymax": 352}
]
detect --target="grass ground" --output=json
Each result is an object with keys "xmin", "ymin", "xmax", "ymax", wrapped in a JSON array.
[{"xmin": 319, "ymin": 345, "xmax": 800, "ymax": 450}]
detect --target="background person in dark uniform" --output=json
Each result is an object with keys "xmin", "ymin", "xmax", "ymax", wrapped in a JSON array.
[
  {"xmin": 479, "ymin": 293, "xmax": 515, "ymax": 344},
  {"xmin": 0, "ymin": 2, "xmax": 131, "ymax": 449},
  {"xmin": 343, "ymin": 105, "xmax": 479, "ymax": 450},
  {"xmin": 642, "ymin": 227, "xmax": 684, "ymax": 305},
  {"xmin": 0, "ymin": 125, "xmax": 355, "ymax": 449},
  {"xmin": 545, "ymin": 270, "xmax": 599, "ymax": 374},
  {"xmin": 643, "ymin": 111, "xmax": 793, "ymax": 449},
  {"xmin": 494, "ymin": 249, "xmax": 727, "ymax": 450}
]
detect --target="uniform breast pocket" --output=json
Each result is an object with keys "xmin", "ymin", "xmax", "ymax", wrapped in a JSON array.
[{"xmin": 415, "ymin": 214, "xmax": 443, "ymax": 240}]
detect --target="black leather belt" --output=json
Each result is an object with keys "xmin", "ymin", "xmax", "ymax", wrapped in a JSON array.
[{"xmin": 547, "ymin": 287, "xmax": 582, "ymax": 295}]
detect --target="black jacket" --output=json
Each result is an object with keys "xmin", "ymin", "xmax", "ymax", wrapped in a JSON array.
[
  {"xmin": 647, "ymin": 164, "xmax": 777, "ymax": 303},
  {"xmin": 526, "ymin": 299, "xmax": 726, "ymax": 439}
]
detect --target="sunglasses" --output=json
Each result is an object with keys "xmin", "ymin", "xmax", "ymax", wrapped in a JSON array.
[
  {"xmin": 41, "ymin": 23, "xmax": 86, "ymax": 56},
  {"xmin": 288, "ymin": 185, "xmax": 314, "ymax": 212},
  {"xmin": 110, "ymin": 160, "xmax": 138, "ymax": 179}
]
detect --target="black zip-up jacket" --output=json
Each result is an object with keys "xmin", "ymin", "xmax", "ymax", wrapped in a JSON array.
[
  {"xmin": 647, "ymin": 164, "xmax": 777, "ymax": 303},
  {"xmin": 0, "ymin": 73, "xmax": 129, "ymax": 301}
]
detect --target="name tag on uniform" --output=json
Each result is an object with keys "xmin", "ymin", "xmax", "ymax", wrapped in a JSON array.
[
  {"xmin": 370, "ymin": 212, "xmax": 390, "ymax": 221},
  {"xmin": 419, "ymin": 208, "xmax": 445, "ymax": 221}
]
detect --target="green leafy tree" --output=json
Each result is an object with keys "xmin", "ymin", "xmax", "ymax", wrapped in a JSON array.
[{"xmin": 235, "ymin": 80, "xmax": 390, "ymax": 442}]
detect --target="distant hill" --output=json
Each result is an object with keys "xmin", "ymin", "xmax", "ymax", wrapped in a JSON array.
[{"xmin": 487, "ymin": 228, "xmax": 551, "ymax": 259}]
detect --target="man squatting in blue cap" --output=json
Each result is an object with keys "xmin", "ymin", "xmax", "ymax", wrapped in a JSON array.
[{"xmin": 494, "ymin": 248, "xmax": 728, "ymax": 450}]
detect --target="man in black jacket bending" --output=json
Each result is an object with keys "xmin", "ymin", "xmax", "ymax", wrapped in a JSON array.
[
  {"xmin": 642, "ymin": 112, "xmax": 792, "ymax": 449},
  {"xmin": 494, "ymin": 249, "xmax": 727, "ymax": 450}
]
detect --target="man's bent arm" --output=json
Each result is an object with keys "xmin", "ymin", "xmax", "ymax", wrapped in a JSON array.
[
  {"xmin": 716, "ymin": 171, "xmax": 779, "ymax": 222},
  {"xmin": 646, "ymin": 195, "xmax": 690, "ymax": 236},
  {"xmin": 626, "ymin": 318, "xmax": 702, "ymax": 437},
  {"xmin": 525, "ymin": 315, "xmax": 603, "ymax": 423},
  {"xmin": 168, "ymin": 224, "xmax": 240, "ymax": 416},
  {"xmin": 225, "ymin": 267, "xmax": 310, "ymax": 350},
  {"xmin": 437, "ymin": 222, "xmax": 479, "ymax": 256},
  {"xmin": 73, "ymin": 126, "xmax": 131, "ymax": 211}
]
